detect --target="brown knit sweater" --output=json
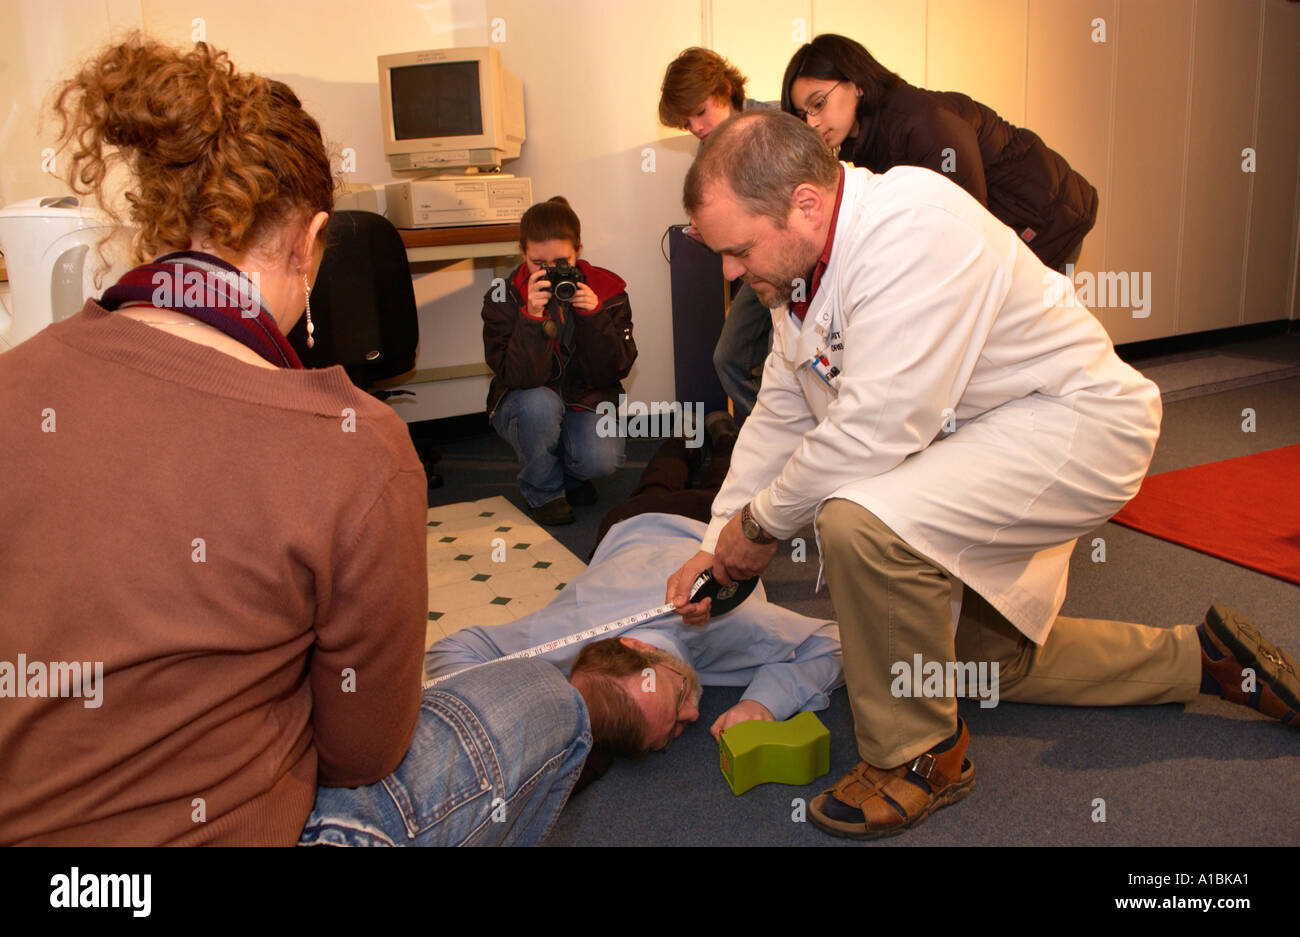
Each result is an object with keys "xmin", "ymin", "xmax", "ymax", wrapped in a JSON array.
[{"xmin": 0, "ymin": 301, "xmax": 428, "ymax": 845}]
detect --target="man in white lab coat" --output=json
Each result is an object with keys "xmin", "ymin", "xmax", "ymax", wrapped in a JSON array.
[{"xmin": 665, "ymin": 110, "xmax": 1299, "ymax": 840}]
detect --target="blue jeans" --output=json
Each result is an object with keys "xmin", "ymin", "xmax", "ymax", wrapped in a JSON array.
[
  {"xmin": 712, "ymin": 283, "xmax": 772, "ymax": 425},
  {"xmin": 491, "ymin": 387, "xmax": 626, "ymax": 508},
  {"xmin": 300, "ymin": 659, "xmax": 591, "ymax": 846}
]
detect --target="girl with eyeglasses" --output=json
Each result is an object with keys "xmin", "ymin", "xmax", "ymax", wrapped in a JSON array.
[{"xmin": 782, "ymin": 34, "xmax": 1097, "ymax": 273}]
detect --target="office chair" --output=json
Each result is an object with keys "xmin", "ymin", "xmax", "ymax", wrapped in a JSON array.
[{"xmin": 287, "ymin": 210, "xmax": 443, "ymax": 489}]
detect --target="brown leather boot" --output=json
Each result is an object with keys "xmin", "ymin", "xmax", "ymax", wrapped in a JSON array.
[{"xmin": 1200, "ymin": 605, "xmax": 1299, "ymax": 729}]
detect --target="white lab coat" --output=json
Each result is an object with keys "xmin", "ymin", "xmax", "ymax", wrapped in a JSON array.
[{"xmin": 702, "ymin": 164, "xmax": 1161, "ymax": 644}]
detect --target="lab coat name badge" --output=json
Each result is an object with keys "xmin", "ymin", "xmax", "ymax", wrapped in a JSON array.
[
  {"xmin": 813, "ymin": 310, "xmax": 845, "ymax": 391},
  {"xmin": 801, "ymin": 305, "xmax": 842, "ymax": 391},
  {"xmin": 809, "ymin": 351, "xmax": 842, "ymax": 391}
]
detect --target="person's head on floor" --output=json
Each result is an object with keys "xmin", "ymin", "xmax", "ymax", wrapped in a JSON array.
[
  {"xmin": 569, "ymin": 636, "xmax": 702, "ymax": 755},
  {"xmin": 658, "ymin": 47, "xmax": 748, "ymax": 141},
  {"xmin": 683, "ymin": 109, "xmax": 839, "ymax": 309},
  {"xmin": 781, "ymin": 34, "xmax": 902, "ymax": 150},
  {"xmin": 519, "ymin": 196, "xmax": 582, "ymax": 276},
  {"xmin": 53, "ymin": 32, "xmax": 333, "ymax": 331}
]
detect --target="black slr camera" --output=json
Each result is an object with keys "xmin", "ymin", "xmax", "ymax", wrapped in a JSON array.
[{"xmin": 542, "ymin": 262, "xmax": 585, "ymax": 302}]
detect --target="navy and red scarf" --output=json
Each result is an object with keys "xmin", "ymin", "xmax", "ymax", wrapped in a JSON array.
[{"xmin": 100, "ymin": 250, "xmax": 303, "ymax": 369}]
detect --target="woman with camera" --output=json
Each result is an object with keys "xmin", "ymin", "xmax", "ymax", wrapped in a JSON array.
[
  {"xmin": 482, "ymin": 196, "xmax": 637, "ymax": 526},
  {"xmin": 782, "ymin": 33, "xmax": 1097, "ymax": 272}
]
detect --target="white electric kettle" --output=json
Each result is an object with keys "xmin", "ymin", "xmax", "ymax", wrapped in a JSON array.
[{"xmin": 0, "ymin": 196, "xmax": 132, "ymax": 352}]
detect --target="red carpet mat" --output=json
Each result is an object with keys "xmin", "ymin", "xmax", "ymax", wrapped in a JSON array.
[{"xmin": 1111, "ymin": 444, "xmax": 1300, "ymax": 585}]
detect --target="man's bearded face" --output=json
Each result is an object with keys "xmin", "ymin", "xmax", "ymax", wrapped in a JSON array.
[{"xmin": 691, "ymin": 182, "xmax": 822, "ymax": 310}]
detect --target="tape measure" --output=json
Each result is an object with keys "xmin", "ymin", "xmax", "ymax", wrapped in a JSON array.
[{"xmin": 422, "ymin": 570, "xmax": 757, "ymax": 689}]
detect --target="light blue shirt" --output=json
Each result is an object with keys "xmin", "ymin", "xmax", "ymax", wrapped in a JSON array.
[{"xmin": 424, "ymin": 513, "xmax": 843, "ymax": 720}]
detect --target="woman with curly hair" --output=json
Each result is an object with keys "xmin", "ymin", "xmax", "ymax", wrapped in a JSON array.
[{"xmin": 0, "ymin": 35, "xmax": 588, "ymax": 846}]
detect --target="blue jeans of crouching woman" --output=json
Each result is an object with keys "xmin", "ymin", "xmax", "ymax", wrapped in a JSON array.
[
  {"xmin": 300, "ymin": 659, "xmax": 591, "ymax": 846},
  {"xmin": 491, "ymin": 386, "xmax": 626, "ymax": 508}
]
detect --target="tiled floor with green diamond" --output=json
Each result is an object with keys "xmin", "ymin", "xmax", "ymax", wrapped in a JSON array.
[{"xmin": 424, "ymin": 495, "xmax": 588, "ymax": 651}]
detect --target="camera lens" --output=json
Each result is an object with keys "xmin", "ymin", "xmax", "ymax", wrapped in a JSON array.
[{"xmin": 553, "ymin": 281, "xmax": 577, "ymax": 301}]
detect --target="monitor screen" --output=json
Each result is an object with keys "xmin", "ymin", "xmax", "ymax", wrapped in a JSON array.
[{"xmin": 390, "ymin": 61, "xmax": 483, "ymax": 139}]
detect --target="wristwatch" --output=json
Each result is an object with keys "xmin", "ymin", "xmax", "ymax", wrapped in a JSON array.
[{"xmin": 740, "ymin": 502, "xmax": 776, "ymax": 544}]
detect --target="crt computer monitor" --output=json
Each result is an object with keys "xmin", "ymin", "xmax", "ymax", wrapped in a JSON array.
[{"xmin": 378, "ymin": 46, "xmax": 525, "ymax": 173}]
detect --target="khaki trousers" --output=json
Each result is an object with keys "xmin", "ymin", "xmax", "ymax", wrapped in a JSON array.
[{"xmin": 816, "ymin": 499, "xmax": 1202, "ymax": 768}]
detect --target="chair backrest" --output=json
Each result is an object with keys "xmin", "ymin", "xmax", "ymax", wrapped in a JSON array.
[{"xmin": 288, "ymin": 210, "xmax": 418, "ymax": 388}]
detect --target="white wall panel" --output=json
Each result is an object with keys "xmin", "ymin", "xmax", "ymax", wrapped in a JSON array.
[{"xmin": 1177, "ymin": 0, "xmax": 1261, "ymax": 335}]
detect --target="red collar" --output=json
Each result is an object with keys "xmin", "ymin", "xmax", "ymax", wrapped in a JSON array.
[{"xmin": 789, "ymin": 166, "xmax": 845, "ymax": 321}]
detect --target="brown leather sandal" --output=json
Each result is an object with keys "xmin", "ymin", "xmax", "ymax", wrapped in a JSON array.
[{"xmin": 809, "ymin": 719, "xmax": 976, "ymax": 840}]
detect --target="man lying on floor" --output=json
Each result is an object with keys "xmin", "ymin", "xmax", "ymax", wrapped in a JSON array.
[{"xmin": 425, "ymin": 511, "xmax": 842, "ymax": 777}]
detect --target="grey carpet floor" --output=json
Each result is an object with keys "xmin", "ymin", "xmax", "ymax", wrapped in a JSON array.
[{"xmin": 426, "ymin": 331, "xmax": 1300, "ymax": 846}]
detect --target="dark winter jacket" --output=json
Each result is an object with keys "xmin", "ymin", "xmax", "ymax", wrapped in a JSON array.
[
  {"xmin": 482, "ymin": 260, "xmax": 636, "ymax": 418},
  {"xmin": 843, "ymin": 82, "xmax": 1098, "ymax": 269}
]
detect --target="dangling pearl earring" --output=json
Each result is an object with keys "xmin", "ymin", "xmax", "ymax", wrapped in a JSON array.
[{"xmin": 303, "ymin": 274, "xmax": 314, "ymax": 349}]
